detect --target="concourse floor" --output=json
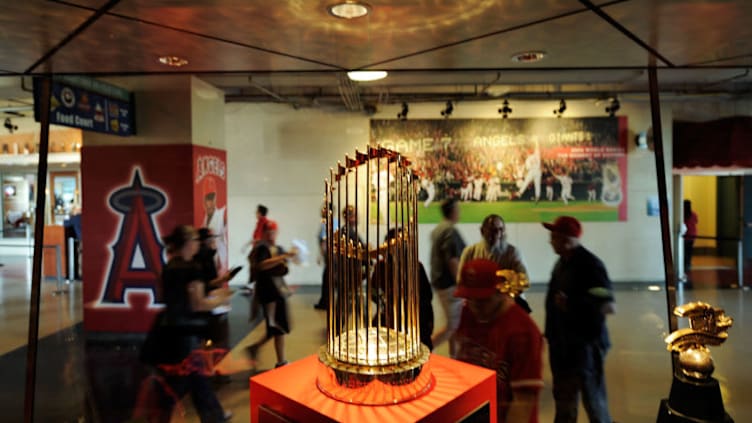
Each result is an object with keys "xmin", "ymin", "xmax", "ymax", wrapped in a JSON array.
[{"xmin": 0, "ymin": 256, "xmax": 750, "ymax": 422}]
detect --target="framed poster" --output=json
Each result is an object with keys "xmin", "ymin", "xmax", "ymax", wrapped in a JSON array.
[{"xmin": 370, "ymin": 117, "xmax": 628, "ymax": 223}]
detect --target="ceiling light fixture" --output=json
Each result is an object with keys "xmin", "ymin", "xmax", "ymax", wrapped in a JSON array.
[
  {"xmin": 553, "ymin": 99, "xmax": 567, "ymax": 118},
  {"xmin": 605, "ymin": 97, "xmax": 620, "ymax": 117},
  {"xmin": 158, "ymin": 56, "xmax": 189, "ymax": 67},
  {"xmin": 511, "ymin": 51, "xmax": 546, "ymax": 63},
  {"xmin": 347, "ymin": 70, "xmax": 388, "ymax": 82},
  {"xmin": 397, "ymin": 102, "xmax": 409, "ymax": 120},
  {"xmin": 328, "ymin": 1, "xmax": 371, "ymax": 19},
  {"xmin": 441, "ymin": 101, "xmax": 453, "ymax": 118},
  {"xmin": 498, "ymin": 99, "xmax": 512, "ymax": 119}
]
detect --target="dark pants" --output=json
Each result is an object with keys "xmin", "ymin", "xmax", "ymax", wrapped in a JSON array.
[
  {"xmin": 155, "ymin": 371, "xmax": 225, "ymax": 423},
  {"xmin": 208, "ymin": 313, "xmax": 229, "ymax": 350},
  {"xmin": 316, "ymin": 266, "xmax": 329, "ymax": 307},
  {"xmin": 684, "ymin": 239, "xmax": 695, "ymax": 276},
  {"xmin": 550, "ymin": 342, "xmax": 612, "ymax": 423}
]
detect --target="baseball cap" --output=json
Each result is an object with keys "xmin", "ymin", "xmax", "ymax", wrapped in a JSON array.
[
  {"xmin": 542, "ymin": 216, "xmax": 582, "ymax": 238},
  {"xmin": 454, "ymin": 259, "xmax": 501, "ymax": 299}
]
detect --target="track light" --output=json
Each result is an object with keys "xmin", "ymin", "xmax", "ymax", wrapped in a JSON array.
[
  {"xmin": 605, "ymin": 97, "xmax": 620, "ymax": 117},
  {"xmin": 553, "ymin": 99, "xmax": 566, "ymax": 118},
  {"xmin": 3, "ymin": 118, "xmax": 18, "ymax": 134},
  {"xmin": 397, "ymin": 102, "xmax": 409, "ymax": 120},
  {"xmin": 498, "ymin": 99, "xmax": 512, "ymax": 119},
  {"xmin": 441, "ymin": 101, "xmax": 453, "ymax": 118}
]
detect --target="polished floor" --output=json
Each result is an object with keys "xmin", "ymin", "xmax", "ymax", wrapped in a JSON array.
[{"xmin": 1, "ymin": 255, "xmax": 750, "ymax": 423}]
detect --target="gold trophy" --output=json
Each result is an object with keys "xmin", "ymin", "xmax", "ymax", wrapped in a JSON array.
[
  {"xmin": 657, "ymin": 302, "xmax": 734, "ymax": 423},
  {"xmin": 316, "ymin": 147, "xmax": 432, "ymax": 405}
]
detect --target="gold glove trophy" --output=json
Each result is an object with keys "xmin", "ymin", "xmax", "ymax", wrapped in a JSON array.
[
  {"xmin": 657, "ymin": 302, "xmax": 734, "ymax": 423},
  {"xmin": 316, "ymin": 147, "xmax": 433, "ymax": 405}
]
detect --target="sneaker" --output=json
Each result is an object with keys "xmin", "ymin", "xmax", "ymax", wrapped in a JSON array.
[
  {"xmin": 223, "ymin": 410, "xmax": 233, "ymax": 421},
  {"xmin": 275, "ymin": 361, "xmax": 288, "ymax": 368},
  {"xmin": 313, "ymin": 303, "xmax": 327, "ymax": 310}
]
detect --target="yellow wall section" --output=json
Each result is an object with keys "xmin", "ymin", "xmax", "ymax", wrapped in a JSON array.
[{"xmin": 683, "ymin": 175, "xmax": 717, "ymax": 248}]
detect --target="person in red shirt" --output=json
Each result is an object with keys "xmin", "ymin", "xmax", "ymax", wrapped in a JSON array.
[
  {"xmin": 683, "ymin": 199, "xmax": 699, "ymax": 285},
  {"xmin": 454, "ymin": 258, "xmax": 544, "ymax": 423},
  {"xmin": 252, "ymin": 205, "xmax": 269, "ymax": 246}
]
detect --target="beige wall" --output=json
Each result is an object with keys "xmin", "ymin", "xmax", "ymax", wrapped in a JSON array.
[{"xmin": 224, "ymin": 99, "xmax": 675, "ymax": 284}]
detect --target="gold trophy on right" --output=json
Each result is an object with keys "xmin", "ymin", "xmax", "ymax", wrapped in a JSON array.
[{"xmin": 657, "ymin": 302, "xmax": 734, "ymax": 423}]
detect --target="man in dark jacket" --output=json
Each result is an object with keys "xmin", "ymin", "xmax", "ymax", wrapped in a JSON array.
[{"xmin": 543, "ymin": 216, "xmax": 615, "ymax": 423}]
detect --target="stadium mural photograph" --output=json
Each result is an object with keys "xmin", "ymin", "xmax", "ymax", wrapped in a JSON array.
[{"xmin": 370, "ymin": 117, "xmax": 628, "ymax": 224}]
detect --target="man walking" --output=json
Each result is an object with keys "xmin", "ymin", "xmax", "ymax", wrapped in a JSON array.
[
  {"xmin": 542, "ymin": 216, "xmax": 615, "ymax": 423},
  {"xmin": 458, "ymin": 214, "xmax": 531, "ymax": 313},
  {"xmin": 429, "ymin": 198, "xmax": 466, "ymax": 356}
]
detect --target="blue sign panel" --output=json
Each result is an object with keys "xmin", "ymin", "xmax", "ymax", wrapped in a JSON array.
[{"xmin": 34, "ymin": 76, "xmax": 135, "ymax": 137}]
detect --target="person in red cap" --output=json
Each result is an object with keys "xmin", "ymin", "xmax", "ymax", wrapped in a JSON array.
[
  {"xmin": 454, "ymin": 258, "xmax": 543, "ymax": 423},
  {"xmin": 542, "ymin": 216, "xmax": 615, "ymax": 423}
]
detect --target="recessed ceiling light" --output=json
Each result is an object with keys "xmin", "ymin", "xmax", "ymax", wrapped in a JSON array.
[
  {"xmin": 511, "ymin": 51, "xmax": 546, "ymax": 63},
  {"xmin": 328, "ymin": 2, "xmax": 371, "ymax": 19},
  {"xmin": 158, "ymin": 56, "xmax": 189, "ymax": 67},
  {"xmin": 347, "ymin": 70, "xmax": 388, "ymax": 82}
]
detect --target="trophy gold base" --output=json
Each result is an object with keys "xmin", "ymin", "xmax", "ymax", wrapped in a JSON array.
[
  {"xmin": 316, "ymin": 344, "xmax": 433, "ymax": 405},
  {"xmin": 656, "ymin": 373, "xmax": 733, "ymax": 423}
]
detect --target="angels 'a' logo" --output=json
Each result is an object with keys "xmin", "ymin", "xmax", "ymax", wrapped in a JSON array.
[{"xmin": 100, "ymin": 170, "xmax": 166, "ymax": 305}]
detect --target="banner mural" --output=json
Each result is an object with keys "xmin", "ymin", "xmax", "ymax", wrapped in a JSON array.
[
  {"xmin": 82, "ymin": 144, "xmax": 194, "ymax": 332},
  {"xmin": 193, "ymin": 146, "xmax": 229, "ymax": 275},
  {"xmin": 370, "ymin": 117, "xmax": 628, "ymax": 223}
]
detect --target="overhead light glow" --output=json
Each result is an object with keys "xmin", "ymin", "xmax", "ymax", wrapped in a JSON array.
[
  {"xmin": 347, "ymin": 70, "xmax": 387, "ymax": 82},
  {"xmin": 511, "ymin": 51, "xmax": 546, "ymax": 63},
  {"xmin": 328, "ymin": 2, "xmax": 371, "ymax": 19},
  {"xmin": 158, "ymin": 56, "xmax": 189, "ymax": 67},
  {"xmin": 648, "ymin": 285, "xmax": 662, "ymax": 291}
]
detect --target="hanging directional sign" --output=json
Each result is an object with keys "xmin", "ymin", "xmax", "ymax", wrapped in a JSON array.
[{"xmin": 34, "ymin": 76, "xmax": 136, "ymax": 136}]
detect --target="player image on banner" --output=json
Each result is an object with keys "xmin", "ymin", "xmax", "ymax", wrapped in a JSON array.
[
  {"xmin": 194, "ymin": 148, "xmax": 229, "ymax": 275},
  {"xmin": 370, "ymin": 117, "xmax": 628, "ymax": 223},
  {"xmin": 201, "ymin": 176, "xmax": 228, "ymax": 274}
]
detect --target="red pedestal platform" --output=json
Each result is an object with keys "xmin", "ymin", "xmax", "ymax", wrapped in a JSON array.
[{"xmin": 250, "ymin": 354, "xmax": 496, "ymax": 422}]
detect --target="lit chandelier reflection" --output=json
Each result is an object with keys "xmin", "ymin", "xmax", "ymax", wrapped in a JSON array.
[{"xmin": 316, "ymin": 147, "xmax": 432, "ymax": 405}]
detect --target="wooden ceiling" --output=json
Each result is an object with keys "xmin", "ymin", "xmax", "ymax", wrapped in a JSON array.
[{"xmin": 1, "ymin": 0, "xmax": 751, "ymax": 106}]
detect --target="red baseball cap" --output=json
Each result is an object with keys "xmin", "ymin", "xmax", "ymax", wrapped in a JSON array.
[
  {"xmin": 542, "ymin": 216, "xmax": 582, "ymax": 238},
  {"xmin": 455, "ymin": 259, "xmax": 501, "ymax": 299}
]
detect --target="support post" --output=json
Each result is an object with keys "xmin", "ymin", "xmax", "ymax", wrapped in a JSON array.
[
  {"xmin": 24, "ymin": 76, "xmax": 51, "ymax": 423},
  {"xmin": 648, "ymin": 67, "xmax": 679, "ymax": 369}
]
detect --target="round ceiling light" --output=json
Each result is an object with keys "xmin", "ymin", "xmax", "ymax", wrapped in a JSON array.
[
  {"xmin": 158, "ymin": 56, "xmax": 189, "ymax": 67},
  {"xmin": 347, "ymin": 70, "xmax": 388, "ymax": 82},
  {"xmin": 328, "ymin": 2, "xmax": 371, "ymax": 19},
  {"xmin": 511, "ymin": 51, "xmax": 546, "ymax": 63}
]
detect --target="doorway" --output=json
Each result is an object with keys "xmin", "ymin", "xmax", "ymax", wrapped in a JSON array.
[{"xmin": 680, "ymin": 175, "xmax": 743, "ymax": 288}]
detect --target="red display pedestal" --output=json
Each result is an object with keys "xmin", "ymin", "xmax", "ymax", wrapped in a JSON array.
[{"xmin": 250, "ymin": 354, "xmax": 496, "ymax": 422}]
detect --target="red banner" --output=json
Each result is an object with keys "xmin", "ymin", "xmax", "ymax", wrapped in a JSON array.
[
  {"xmin": 82, "ymin": 144, "xmax": 193, "ymax": 332},
  {"xmin": 192, "ymin": 146, "xmax": 229, "ymax": 275}
]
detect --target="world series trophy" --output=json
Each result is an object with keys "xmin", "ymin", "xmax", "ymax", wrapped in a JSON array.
[
  {"xmin": 316, "ymin": 147, "xmax": 433, "ymax": 405},
  {"xmin": 657, "ymin": 302, "xmax": 734, "ymax": 423}
]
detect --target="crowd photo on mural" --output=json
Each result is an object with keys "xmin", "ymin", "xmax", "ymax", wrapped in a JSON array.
[{"xmin": 370, "ymin": 117, "xmax": 627, "ymax": 223}]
